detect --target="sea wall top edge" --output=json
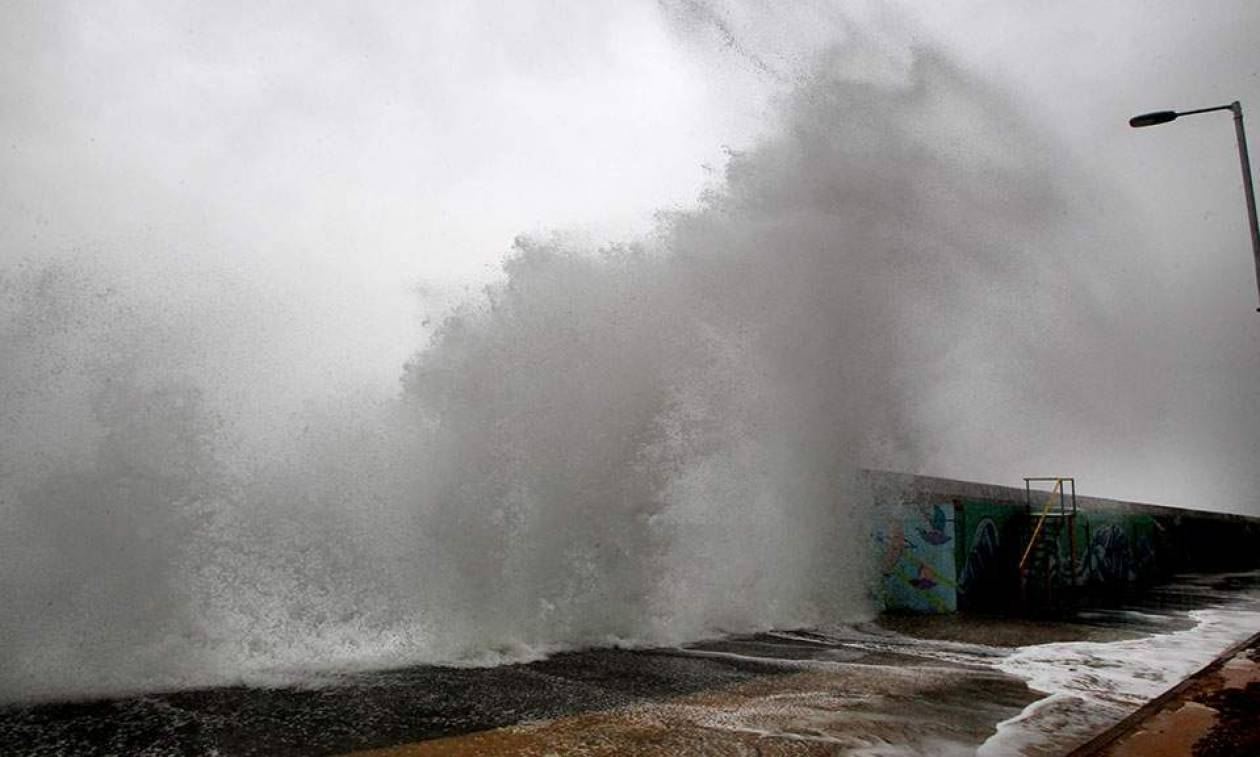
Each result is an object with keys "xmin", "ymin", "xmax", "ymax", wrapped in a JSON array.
[{"xmin": 858, "ymin": 468, "xmax": 1260, "ymax": 525}]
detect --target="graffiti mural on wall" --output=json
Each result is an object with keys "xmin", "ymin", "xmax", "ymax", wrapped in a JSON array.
[
  {"xmin": 877, "ymin": 493, "xmax": 1167, "ymax": 613},
  {"xmin": 953, "ymin": 501, "xmax": 1159, "ymax": 608},
  {"xmin": 956, "ymin": 500, "xmax": 1024, "ymax": 611},
  {"xmin": 1074, "ymin": 515, "xmax": 1156, "ymax": 586},
  {"xmin": 1081, "ymin": 524, "xmax": 1132, "ymax": 584},
  {"xmin": 877, "ymin": 504, "xmax": 957, "ymax": 613},
  {"xmin": 958, "ymin": 517, "xmax": 1000, "ymax": 595}
]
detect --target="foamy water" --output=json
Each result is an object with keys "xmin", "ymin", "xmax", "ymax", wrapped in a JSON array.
[
  {"xmin": 979, "ymin": 600, "xmax": 1260, "ymax": 754},
  {"xmin": 669, "ymin": 579, "xmax": 1260, "ymax": 755}
]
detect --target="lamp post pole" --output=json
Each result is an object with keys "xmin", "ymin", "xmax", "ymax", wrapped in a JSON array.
[
  {"xmin": 1131, "ymin": 101, "xmax": 1260, "ymax": 312},
  {"xmin": 1230, "ymin": 103, "xmax": 1260, "ymax": 312}
]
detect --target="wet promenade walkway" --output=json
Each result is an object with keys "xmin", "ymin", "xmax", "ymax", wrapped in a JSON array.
[{"xmin": 2, "ymin": 574, "xmax": 1257, "ymax": 756}]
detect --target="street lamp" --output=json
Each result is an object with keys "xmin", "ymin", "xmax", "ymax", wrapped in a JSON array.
[{"xmin": 1130, "ymin": 101, "xmax": 1260, "ymax": 312}]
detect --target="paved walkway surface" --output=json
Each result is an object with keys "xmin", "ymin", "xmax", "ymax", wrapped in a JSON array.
[
  {"xmin": 1070, "ymin": 631, "xmax": 1260, "ymax": 757},
  {"xmin": 0, "ymin": 628, "xmax": 1040, "ymax": 756},
  {"xmin": 2, "ymin": 574, "xmax": 1256, "ymax": 756}
]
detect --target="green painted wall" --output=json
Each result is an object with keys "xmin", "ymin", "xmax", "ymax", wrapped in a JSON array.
[{"xmin": 954, "ymin": 498, "xmax": 1025, "ymax": 612}]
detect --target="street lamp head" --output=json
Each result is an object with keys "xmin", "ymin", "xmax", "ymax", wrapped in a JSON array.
[
  {"xmin": 1127, "ymin": 100, "xmax": 1260, "ymax": 312},
  {"xmin": 1130, "ymin": 110, "xmax": 1178, "ymax": 128}
]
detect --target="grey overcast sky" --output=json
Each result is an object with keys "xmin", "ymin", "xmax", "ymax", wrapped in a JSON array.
[{"xmin": 3, "ymin": 1, "xmax": 1259, "ymax": 512}]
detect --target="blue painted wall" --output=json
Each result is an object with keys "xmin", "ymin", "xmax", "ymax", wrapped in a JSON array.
[{"xmin": 876, "ymin": 503, "xmax": 957, "ymax": 613}]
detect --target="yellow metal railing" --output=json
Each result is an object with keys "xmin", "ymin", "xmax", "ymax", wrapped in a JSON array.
[{"xmin": 1018, "ymin": 479, "xmax": 1065, "ymax": 571}]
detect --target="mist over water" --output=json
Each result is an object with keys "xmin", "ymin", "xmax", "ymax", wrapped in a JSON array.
[{"xmin": 2, "ymin": 33, "xmax": 1109, "ymax": 703}]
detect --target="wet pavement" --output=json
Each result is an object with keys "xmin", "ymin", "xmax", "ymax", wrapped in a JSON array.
[{"xmin": 2, "ymin": 573, "xmax": 1258, "ymax": 756}]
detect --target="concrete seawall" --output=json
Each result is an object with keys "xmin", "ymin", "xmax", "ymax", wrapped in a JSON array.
[{"xmin": 867, "ymin": 470, "xmax": 1260, "ymax": 614}]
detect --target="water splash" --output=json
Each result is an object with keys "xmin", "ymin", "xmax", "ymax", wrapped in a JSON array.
[{"xmin": 0, "ymin": 42, "xmax": 1079, "ymax": 702}]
